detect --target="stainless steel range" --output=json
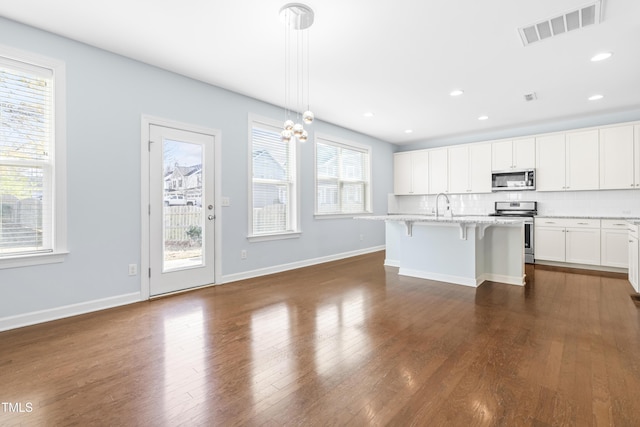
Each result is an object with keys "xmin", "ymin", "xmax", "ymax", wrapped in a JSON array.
[{"xmin": 490, "ymin": 201, "xmax": 537, "ymax": 264}]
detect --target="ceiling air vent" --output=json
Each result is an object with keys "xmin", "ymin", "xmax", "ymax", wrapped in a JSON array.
[
  {"xmin": 518, "ymin": 0, "xmax": 602, "ymax": 46},
  {"xmin": 524, "ymin": 93, "xmax": 537, "ymax": 102}
]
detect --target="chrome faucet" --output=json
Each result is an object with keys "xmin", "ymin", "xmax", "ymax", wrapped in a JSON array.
[{"xmin": 435, "ymin": 193, "xmax": 452, "ymax": 218}]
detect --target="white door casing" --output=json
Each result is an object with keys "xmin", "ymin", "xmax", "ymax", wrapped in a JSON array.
[{"xmin": 141, "ymin": 116, "xmax": 222, "ymax": 299}]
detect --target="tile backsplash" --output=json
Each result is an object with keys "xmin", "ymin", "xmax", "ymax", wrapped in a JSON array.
[{"xmin": 389, "ymin": 189, "xmax": 640, "ymax": 218}]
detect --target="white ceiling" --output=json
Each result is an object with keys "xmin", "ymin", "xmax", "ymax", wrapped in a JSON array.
[{"xmin": 1, "ymin": 0, "xmax": 639, "ymax": 144}]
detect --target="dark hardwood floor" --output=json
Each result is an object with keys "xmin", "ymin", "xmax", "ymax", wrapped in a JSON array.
[{"xmin": 1, "ymin": 251, "xmax": 640, "ymax": 426}]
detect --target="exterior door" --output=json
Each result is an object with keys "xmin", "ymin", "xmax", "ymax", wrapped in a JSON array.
[{"xmin": 149, "ymin": 124, "xmax": 215, "ymax": 296}]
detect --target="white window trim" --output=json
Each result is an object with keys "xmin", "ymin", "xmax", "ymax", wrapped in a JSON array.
[
  {"xmin": 247, "ymin": 114, "xmax": 300, "ymax": 241},
  {"xmin": 0, "ymin": 44, "xmax": 67, "ymax": 269},
  {"xmin": 314, "ymin": 133, "xmax": 372, "ymax": 218}
]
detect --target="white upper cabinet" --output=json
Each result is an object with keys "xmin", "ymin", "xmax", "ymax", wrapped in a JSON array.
[
  {"xmin": 393, "ymin": 150, "xmax": 429, "ymax": 195},
  {"xmin": 469, "ymin": 143, "xmax": 492, "ymax": 193},
  {"xmin": 492, "ymin": 140, "xmax": 513, "ymax": 171},
  {"xmin": 599, "ymin": 125, "xmax": 635, "ymax": 189},
  {"xmin": 393, "ymin": 121, "xmax": 639, "ymax": 198},
  {"xmin": 565, "ymin": 129, "xmax": 599, "ymax": 191},
  {"xmin": 412, "ymin": 151, "xmax": 430, "ymax": 194},
  {"xmin": 449, "ymin": 143, "xmax": 492, "ymax": 193},
  {"xmin": 536, "ymin": 131, "xmax": 598, "ymax": 191},
  {"xmin": 513, "ymin": 138, "xmax": 536, "ymax": 169},
  {"xmin": 492, "ymin": 138, "xmax": 535, "ymax": 171},
  {"xmin": 536, "ymin": 134, "xmax": 566, "ymax": 191},
  {"xmin": 393, "ymin": 152, "xmax": 412, "ymax": 195},
  {"xmin": 428, "ymin": 148, "xmax": 448, "ymax": 194},
  {"xmin": 448, "ymin": 145, "xmax": 469, "ymax": 194}
]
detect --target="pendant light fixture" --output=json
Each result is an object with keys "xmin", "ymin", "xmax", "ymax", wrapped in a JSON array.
[{"xmin": 280, "ymin": 3, "xmax": 314, "ymax": 143}]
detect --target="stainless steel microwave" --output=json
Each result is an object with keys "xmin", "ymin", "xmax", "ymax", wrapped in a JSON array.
[{"xmin": 491, "ymin": 169, "xmax": 535, "ymax": 191}]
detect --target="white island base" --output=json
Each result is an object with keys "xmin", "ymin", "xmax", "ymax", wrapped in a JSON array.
[{"xmin": 384, "ymin": 218, "xmax": 525, "ymax": 287}]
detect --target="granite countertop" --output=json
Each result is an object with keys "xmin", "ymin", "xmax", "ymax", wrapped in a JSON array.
[
  {"xmin": 535, "ymin": 215, "xmax": 640, "ymax": 221},
  {"xmin": 356, "ymin": 214, "xmax": 522, "ymax": 225}
]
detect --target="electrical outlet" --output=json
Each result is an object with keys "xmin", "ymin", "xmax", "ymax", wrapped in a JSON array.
[
  {"xmin": 360, "ymin": 234, "xmax": 364, "ymax": 241},
  {"xmin": 240, "ymin": 250, "xmax": 247, "ymax": 259},
  {"xmin": 128, "ymin": 264, "xmax": 137, "ymax": 276}
]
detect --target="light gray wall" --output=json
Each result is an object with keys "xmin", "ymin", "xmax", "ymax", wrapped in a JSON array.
[{"xmin": 0, "ymin": 17, "xmax": 394, "ymax": 319}]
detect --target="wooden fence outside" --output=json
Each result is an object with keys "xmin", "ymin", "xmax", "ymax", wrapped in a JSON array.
[
  {"xmin": 164, "ymin": 206, "xmax": 202, "ymax": 244},
  {"xmin": 252, "ymin": 204, "xmax": 287, "ymax": 234}
]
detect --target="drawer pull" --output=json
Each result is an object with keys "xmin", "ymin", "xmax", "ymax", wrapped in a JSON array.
[
  {"xmin": 577, "ymin": 222, "xmax": 589, "ymax": 225},
  {"xmin": 613, "ymin": 223, "xmax": 626, "ymax": 226}
]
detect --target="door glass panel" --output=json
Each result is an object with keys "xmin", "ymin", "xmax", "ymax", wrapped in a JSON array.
[{"xmin": 163, "ymin": 139, "xmax": 203, "ymax": 272}]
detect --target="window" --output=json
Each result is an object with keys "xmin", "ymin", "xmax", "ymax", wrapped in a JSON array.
[
  {"xmin": 0, "ymin": 46, "xmax": 66, "ymax": 268},
  {"xmin": 249, "ymin": 115, "xmax": 298, "ymax": 239},
  {"xmin": 315, "ymin": 134, "xmax": 371, "ymax": 216}
]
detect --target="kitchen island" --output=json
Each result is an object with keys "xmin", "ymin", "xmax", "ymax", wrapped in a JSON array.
[{"xmin": 358, "ymin": 215, "xmax": 525, "ymax": 287}]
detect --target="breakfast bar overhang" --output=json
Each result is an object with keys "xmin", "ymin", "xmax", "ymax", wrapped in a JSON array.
[{"xmin": 358, "ymin": 215, "xmax": 526, "ymax": 287}]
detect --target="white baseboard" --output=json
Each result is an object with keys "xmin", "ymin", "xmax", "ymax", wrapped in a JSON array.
[
  {"xmin": 397, "ymin": 268, "xmax": 525, "ymax": 288},
  {"xmin": 483, "ymin": 273, "xmax": 525, "ymax": 286},
  {"xmin": 384, "ymin": 259, "xmax": 400, "ymax": 268},
  {"xmin": 399, "ymin": 268, "xmax": 480, "ymax": 288},
  {"xmin": 221, "ymin": 245, "xmax": 385, "ymax": 284},
  {"xmin": 0, "ymin": 292, "xmax": 142, "ymax": 332},
  {"xmin": 534, "ymin": 260, "xmax": 628, "ymax": 274}
]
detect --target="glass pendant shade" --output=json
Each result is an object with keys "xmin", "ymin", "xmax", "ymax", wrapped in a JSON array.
[
  {"xmin": 299, "ymin": 130, "xmax": 308, "ymax": 142},
  {"xmin": 303, "ymin": 110, "xmax": 314, "ymax": 124},
  {"xmin": 284, "ymin": 119, "xmax": 295, "ymax": 131},
  {"xmin": 281, "ymin": 129, "xmax": 293, "ymax": 142},
  {"xmin": 293, "ymin": 123, "xmax": 304, "ymax": 137}
]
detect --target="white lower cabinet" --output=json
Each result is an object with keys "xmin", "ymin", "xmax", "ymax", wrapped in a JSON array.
[
  {"xmin": 535, "ymin": 225, "xmax": 566, "ymax": 262},
  {"xmin": 535, "ymin": 218, "xmax": 601, "ymax": 265},
  {"xmin": 565, "ymin": 225, "xmax": 601, "ymax": 265},
  {"xmin": 601, "ymin": 220, "xmax": 630, "ymax": 268},
  {"xmin": 629, "ymin": 224, "xmax": 639, "ymax": 292}
]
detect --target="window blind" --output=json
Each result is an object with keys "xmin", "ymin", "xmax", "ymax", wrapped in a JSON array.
[
  {"xmin": 0, "ymin": 57, "xmax": 54, "ymax": 255},
  {"xmin": 316, "ymin": 139, "xmax": 370, "ymax": 215},
  {"xmin": 251, "ymin": 124, "xmax": 295, "ymax": 235}
]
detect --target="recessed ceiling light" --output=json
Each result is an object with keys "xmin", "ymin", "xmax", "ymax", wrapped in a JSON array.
[
  {"xmin": 450, "ymin": 89, "xmax": 464, "ymax": 97},
  {"xmin": 404, "ymin": 129, "xmax": 413, "ymax": 134},
  {"xmin": 363, "ymin": 112, "xmax": 375, "ymax": 117},
  {"xmin": 588, "ymin": 94, "xmax": 604, "ymax": 101},
  {"xmin": 478, "ymin": 115, "xmax": 489, "ymax": 121},
  {"xmin": 591, "ymin": 52, "xmax": 612, "ymax": 62}
]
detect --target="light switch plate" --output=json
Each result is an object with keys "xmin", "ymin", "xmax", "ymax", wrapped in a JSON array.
[{"xmin": 222, "ymin": 197, "xmax": 230, "ymax": 207}]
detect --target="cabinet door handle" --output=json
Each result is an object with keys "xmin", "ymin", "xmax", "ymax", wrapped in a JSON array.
[
  {"xmin": 577, "ymin": 222, "xmax": 588, "ymax": 225},
  {"xmin": 613, "ymin": 223, "xmax": 625, "ymax": 226}
]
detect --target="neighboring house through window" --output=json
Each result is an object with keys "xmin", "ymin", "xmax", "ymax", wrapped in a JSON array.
[
  {"xmin": 0, "ymin": 45, "xmax": 67, "ymax": 268},
  {"xmin": 315, "ymin": 134, "xmax": 371, "ymax": 216},
  {"xmin": 249, "ymin": 115, "xmax": 299, "ymax": 239}
]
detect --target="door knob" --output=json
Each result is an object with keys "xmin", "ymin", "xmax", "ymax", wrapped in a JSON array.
[{"xmin": 208, "ymin": 215, "xmax": 214, "ymax": 220}]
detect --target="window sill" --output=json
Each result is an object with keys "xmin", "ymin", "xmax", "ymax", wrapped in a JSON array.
[
  {"xmin": 0, "ymin": 251, "xmax": 69, "ymax": 270},
  {"xmin": 314, "ymin": 212, "xmax": 373, "ymax": 220},
  {"xmin": 247, "ymin": 232, "xmax": 301, "ymax": 243}
]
